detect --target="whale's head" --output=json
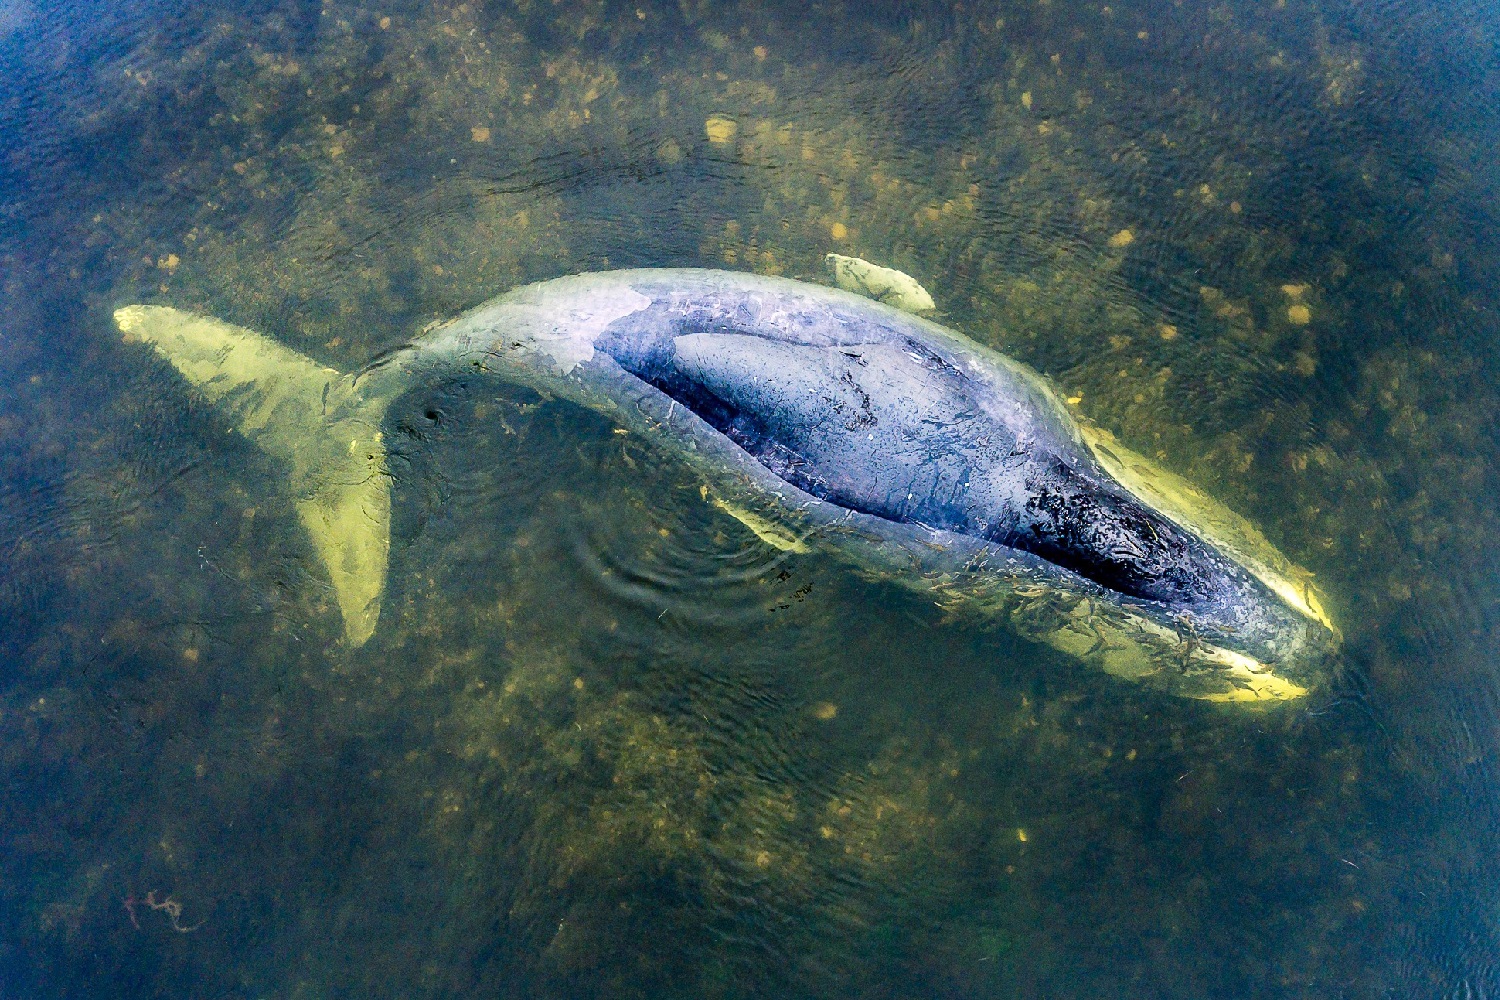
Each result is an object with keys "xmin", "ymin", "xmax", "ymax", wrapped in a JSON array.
[{"xmin": 577, "ymin": 273, "xmax": 1342, "ymax": 704}]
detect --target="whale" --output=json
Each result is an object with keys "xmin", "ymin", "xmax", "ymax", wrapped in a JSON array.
[{"xmin": 113, "ymin": 267, "xmax": 1339, "ymax": 702}]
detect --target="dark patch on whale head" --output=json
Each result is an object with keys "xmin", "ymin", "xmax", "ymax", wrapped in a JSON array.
[
  {"xmin": 1015, "ymin": 460, "xmax": 1238, "ymax": 607},
  {"xmin": 832, "ymin": 370, "xmax": 878, "ymax": 431}
]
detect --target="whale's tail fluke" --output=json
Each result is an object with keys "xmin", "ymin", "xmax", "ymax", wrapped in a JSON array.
[{"xmin": 114, "ymin": 305, "xmax": 403, "ymax": 647}]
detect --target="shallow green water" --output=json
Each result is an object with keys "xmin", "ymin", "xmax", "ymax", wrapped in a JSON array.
[{"xmin": 2, "ymin": 0, "xmax": 1499, "ymax": 996}]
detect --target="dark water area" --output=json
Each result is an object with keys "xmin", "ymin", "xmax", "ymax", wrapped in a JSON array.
[{"xmin": 2, "ymin": 0, "xmax": 1500, "ymax": 996}]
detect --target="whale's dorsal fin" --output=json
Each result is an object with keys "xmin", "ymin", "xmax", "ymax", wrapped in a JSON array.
[{"xmin": 114, "ymin": 305, "xmax": 401, "ymax": 646}]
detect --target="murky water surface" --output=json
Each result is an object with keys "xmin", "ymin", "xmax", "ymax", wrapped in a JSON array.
[{"xmin": 3, "ymin": 0, "xmax": 1499, "ymax": 996}]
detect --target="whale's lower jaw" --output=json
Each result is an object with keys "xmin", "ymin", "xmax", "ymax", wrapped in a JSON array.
[
  {"xmin": 113, "ymin": 268, "xmax": 1338, "ymax": 703},
  {"xmin": 1033, "ymin": 599, "xmax": 1316, "ymax": 702}
]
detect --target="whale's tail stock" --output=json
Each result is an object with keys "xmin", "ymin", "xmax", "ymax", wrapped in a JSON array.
[{"xmin": 114, "ymin": 305, "xmax": 402, "ymax": 647}]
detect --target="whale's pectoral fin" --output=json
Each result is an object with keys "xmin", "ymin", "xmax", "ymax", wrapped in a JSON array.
[
  {"xmin": 114, "ymin": 304, "xmax": 402, "ymax": 646},
  {"xmin": 825, "ymin": 253, "xmax": 936, "ymax": 314}
]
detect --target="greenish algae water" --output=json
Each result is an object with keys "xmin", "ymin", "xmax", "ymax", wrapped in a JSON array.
[{"xmin": 2, "ymin": 0, "xmax": 1499, "ymax": 996}]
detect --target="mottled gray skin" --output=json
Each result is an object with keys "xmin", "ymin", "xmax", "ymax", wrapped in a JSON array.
[
  {"xmin": 663, "ymin": 332, "xmax": 1244, "ymax": 609},
  {"xmin": 392, "ymin": 268, "xmax": 1322, "ymax": 681}
]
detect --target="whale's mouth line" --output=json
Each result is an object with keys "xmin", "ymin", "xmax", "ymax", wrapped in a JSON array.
[{"xmin": 600, "ymin": 329, "xmax": 1244, "ymax": 612}]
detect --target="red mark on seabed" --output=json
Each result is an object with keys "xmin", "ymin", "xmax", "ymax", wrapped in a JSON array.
[{"xmin": 122, "ymin": 891, "xmax": 203, "ymax": 933}]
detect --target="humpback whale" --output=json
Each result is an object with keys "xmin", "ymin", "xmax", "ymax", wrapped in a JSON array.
[{"xmin": 113, "ymin": 268, "xmax": 1338, "ymax": 702}]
